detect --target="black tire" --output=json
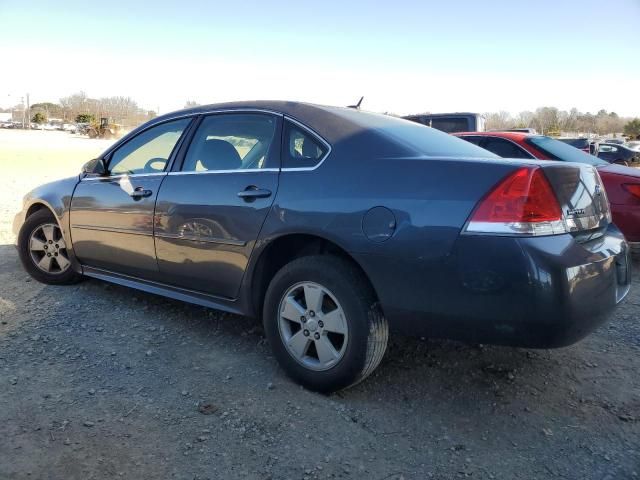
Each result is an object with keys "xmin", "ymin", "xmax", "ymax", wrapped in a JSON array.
[
  {"xmin": 17, "ymin": 209, "xmax": 82, "ymax": 285},
  {"xmin": 263, "ymin": 255, "xmax": 388, "ymax": 393}
]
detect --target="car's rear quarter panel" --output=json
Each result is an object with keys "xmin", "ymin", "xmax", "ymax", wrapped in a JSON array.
[{"xmin": 260, "ymin": 153, "xmax": 524, "ymax": 327}]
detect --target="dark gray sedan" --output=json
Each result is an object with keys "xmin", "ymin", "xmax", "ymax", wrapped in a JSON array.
[
  {"xmin": 597, "ymin": 142, "xmax": 640, "ymax": 165},
  {"xmin": 13, "ymin": 102, "xmax": 631, "ymax": 392}
]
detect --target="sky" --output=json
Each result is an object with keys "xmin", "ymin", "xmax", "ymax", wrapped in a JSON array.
[{"xmin": 1, "ymin": 0, "xmax": 639, "ymax": 117}]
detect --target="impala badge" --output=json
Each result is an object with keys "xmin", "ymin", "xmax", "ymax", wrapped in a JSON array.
[{"xmin": 567, "ymin": 208, "xmax": 586, "ymax": 216}]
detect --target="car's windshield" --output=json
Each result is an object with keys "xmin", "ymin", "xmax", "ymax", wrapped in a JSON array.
[{"xmin": 527, "ymin": 136, "xmax": 608, "ymax": 166}]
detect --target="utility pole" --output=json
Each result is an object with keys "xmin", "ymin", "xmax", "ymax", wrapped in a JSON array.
[
  {"xmin": 26, "ymin": 93, "xmax": 30, "ymax": 130},
  {"xmin": 20, "ymin": 96, "xmax": 25, "ymax": 128}
]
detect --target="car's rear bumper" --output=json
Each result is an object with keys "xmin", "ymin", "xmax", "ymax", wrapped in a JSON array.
[{"xmin": 357, "ymin": 224, "xmax": 631, "ymax": 348}]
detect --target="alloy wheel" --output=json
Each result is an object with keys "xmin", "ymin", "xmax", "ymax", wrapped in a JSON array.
[
  {"xmin": 28, "ymin": 223, "xmax": 71, "ymax": 274},
  {"xmin": 277, "ymin": 281, "xmax": 349, "ymax": 371}
]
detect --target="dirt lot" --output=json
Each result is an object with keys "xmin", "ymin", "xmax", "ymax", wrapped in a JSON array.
[{"xmin": 0, "ymin": 129, "xmax": 639, "ymax": 479}]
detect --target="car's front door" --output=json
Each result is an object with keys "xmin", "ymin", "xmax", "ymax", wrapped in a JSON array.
[
  {"xmin": 154, "ymin": 112, "xmax": 281, "ymax": 299},
  {"xmin": 70, "ymin": 118, "xmax": 192, "ymax": 279}
]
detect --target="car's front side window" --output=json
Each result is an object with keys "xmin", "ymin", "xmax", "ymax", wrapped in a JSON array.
[
  {"xmin": 108, "ymin": 118, "xmax": 191, "ymax": 175},
  {"xmin": 181, "ymin": 113, "xmax": 278, "ymax": 172}
]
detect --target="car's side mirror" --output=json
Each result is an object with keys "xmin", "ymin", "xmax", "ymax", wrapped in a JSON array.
[{"xmin": 81, "ymin": 158, "xmax": 108, "ymax": 177}]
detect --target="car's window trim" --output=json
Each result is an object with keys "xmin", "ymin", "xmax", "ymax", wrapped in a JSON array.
[
  {"xmin": 171, "ymin": 110, "xmax": 284, "ymax": 174},
  {"xmin": 281, "ymin": 116, "xmax": 332, "ymax": 172},
  {"xmin": 97, "ymin": 116, "xmax": 195, "ymax": 178},
  {"xmin": 82, "ymin": 172, "xmax": 168, "ymax": 181}
]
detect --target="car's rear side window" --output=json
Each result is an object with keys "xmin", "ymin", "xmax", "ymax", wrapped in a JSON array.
[
  {"xmin": 282, "ymin": 121, "xmax": 328, "ymax": 169},
  {"xmin": 481, "ymin": 137, "xmax": 533, "ymax": 159},
  {"xmin": 458, "ymin": 135, "xmax": 484, "ymax": 146}
]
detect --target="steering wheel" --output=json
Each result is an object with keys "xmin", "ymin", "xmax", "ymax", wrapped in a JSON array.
[{"xmin": 143, "ymin": 157, "xmax": 167, "ymax": 173}]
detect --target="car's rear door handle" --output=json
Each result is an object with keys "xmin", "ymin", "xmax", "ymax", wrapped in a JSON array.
[
  {"xmin": 237, "ymin": 186, "xmax": 272, "ymax": 201},
  {"xmin": 130, "ymin": 187, "xmax": 153, "ymax": 199}
]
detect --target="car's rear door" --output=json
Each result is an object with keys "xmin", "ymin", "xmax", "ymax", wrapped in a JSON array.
[
  {"xmin": 70, "ymin": 118, "xmax": 192, "ymax": 279},
  {"xmin": 153, "ymin": 112, "xmax": 281, "ymax": 299}
]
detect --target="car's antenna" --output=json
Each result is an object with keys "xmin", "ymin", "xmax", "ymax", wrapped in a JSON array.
[{"xmin": 347, "ymin": 96, "xmax": 364, "ymax": 110}]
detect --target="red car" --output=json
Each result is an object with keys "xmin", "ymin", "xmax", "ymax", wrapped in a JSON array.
[{"xmin": 454, "ymin": 131, "xmax": 640, "ymax": 247}]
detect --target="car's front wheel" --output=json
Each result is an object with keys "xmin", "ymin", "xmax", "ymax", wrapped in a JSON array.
[
  {"xmin": 17, "ymin": 209, "xmax": 82, "ymax": 285},
  {"xmin": 263, "ymin": 255, "xmax": 388, "ymax": 392}
]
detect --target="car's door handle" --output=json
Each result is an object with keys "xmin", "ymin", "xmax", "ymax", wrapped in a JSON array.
[
  {"xmin": 237, "ymin": 186, "xmax": 272, "ymax": 201},
  {"xmin": 130, "ymin": 187, "xmax": 153, "ymax": 199}
]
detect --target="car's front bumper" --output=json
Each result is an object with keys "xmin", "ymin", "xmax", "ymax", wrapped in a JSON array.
[
  {"xmin": 12, "ymin": 209, "xmax": 25, "ymax": 246},
  {"xmin": 358, "ymin": 224, "xmax": 631, "ymax": 348}
]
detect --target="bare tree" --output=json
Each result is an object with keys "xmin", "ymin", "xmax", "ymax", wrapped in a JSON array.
[{"xmin": 484, "ymin": 111, "xmax": 513, "ymax": 130}]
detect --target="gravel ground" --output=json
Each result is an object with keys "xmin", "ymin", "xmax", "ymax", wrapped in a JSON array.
[{"xmin": 0, "ymin": 130, "xmax": 639, "ymax": 480}]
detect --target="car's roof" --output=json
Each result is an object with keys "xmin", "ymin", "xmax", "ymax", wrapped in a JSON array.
[
  {"xmin": 148, "ymin": 100, "xmax": 398, "ymax": 145},
  {"xmin": 161, "ymin": 100, "xmax": 343, "ymax": 119}
]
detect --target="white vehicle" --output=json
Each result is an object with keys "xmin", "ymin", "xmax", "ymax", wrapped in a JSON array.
[{"xmin": 626, "ymin": 141, "xmax": 640, "ymax": 152}]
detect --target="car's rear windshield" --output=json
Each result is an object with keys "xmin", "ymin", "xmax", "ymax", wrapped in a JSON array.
[
  {"xmin": 527, "ymin": 136, "xmax": 608, "ymax": 166},
  {"xmin": 345, "ymin": 112, "xmax": 498, "ymax": 159},
  {"xmin": 558, "ymin": 138, "xmax": 589, "ymax": 148},
  {"xmin": 386, "ymin": 120, "xmax": 500, "ymax": 158}
]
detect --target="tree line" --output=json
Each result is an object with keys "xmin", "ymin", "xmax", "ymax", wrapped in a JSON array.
[
  {"xmin": 1, "ymin": 92, "xmax": 158, "ymax": 128},
  {"xmin": 484, "ymin": 107, "xmax": 640, "ymax": 138}
]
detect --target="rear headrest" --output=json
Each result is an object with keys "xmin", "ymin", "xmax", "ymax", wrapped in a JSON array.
[
  {"xmin": 199, "ymin": 139, "xmax": 242, "ymax": 171},
  {"xmin": 301, "ymin": 138, "xmax": 319, "ymax": 158}
]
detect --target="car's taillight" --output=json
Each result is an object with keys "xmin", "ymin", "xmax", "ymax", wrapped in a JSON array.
[
  {"xmin": 623, "ymin": 183, "xmax": 640, "ymax": 199},
  {"xmin": 465, "ymin": 166, "xmax": 567, "ymax": 236}
]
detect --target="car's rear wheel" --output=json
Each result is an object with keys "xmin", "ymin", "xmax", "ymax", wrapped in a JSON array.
[
  {"xmin": 17, "ymin": 209, "xmax": 82, "ymax": 285},
  {"xmin": 263, "ymin": 255, "xmax": 388, "ymax": 392}
]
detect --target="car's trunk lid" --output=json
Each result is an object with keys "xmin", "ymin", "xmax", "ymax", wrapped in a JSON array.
[{"xmin": 541, "ymin": 162, "xmax": 611, "ymax": 235}]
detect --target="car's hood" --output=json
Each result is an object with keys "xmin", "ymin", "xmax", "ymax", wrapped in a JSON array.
[{"xmin": 597, "ymin": 163, "xmax": 640, "ymax": 179}]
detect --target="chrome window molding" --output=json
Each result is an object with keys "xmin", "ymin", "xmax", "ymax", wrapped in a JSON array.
[
  {"xmin": 92, "ymin": 108, "xmax": 334, "ymax": 178},
  {"xmin": 168, "ymin": 168, "xmax": 279, "ymax": 176},
  {"xmin": 81, "ymin": 172, "xmax": 168, "ymax": 181}
]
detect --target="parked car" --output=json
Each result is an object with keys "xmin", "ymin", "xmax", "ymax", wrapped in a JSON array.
[
  {"xmin": 403, "ymin": 112, "xmax": 485, "ymax": 133},
  {"xmin": 626, "ymin": 141, "xmax": 640, "ymax": 152},
  {"xmin": 13, "ymin": 102, "xmax": 630, "ymax": 392},
  {"xmin": 597, "ymin": 143, "xmax": 640, "ymax": 166},
  {"xmin": 454, "ymin": 131, "xmax": 640, "ymax": 247},
  {"xmin": 604, "ymin": 138, "xmax": 626, "ymax": 145},
  {"xmin": 62, "ymin": 123, "xmax": 78, "ymax": 133},
  {"xmin": 557, "ymin": 137, "xmax": 590, "ymax": 154}
]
